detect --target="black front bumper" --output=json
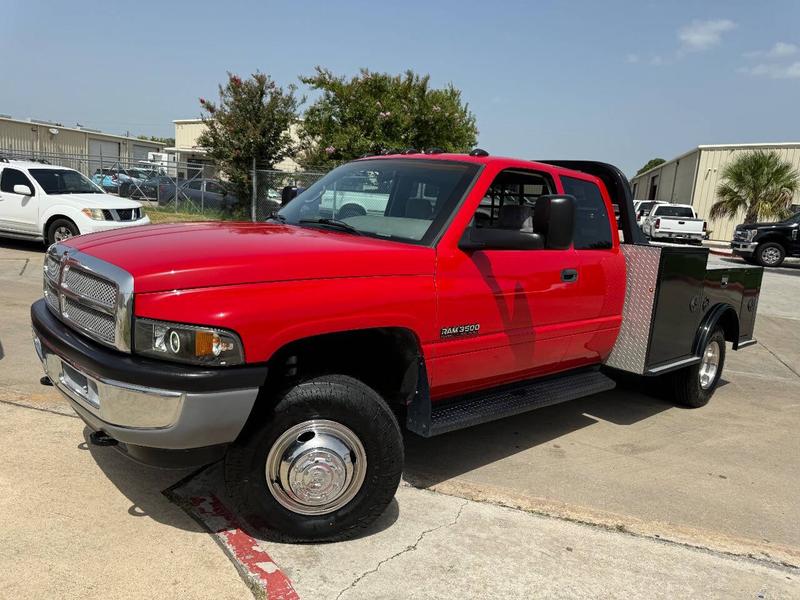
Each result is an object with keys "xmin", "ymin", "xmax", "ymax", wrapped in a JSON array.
[
  {"xmin": 31, "ymin": 299, "xmax": 268, "ymax": 463},
  {"xmin": 31, "ymin": 299, "xmax": 268, "ymax": 393}
]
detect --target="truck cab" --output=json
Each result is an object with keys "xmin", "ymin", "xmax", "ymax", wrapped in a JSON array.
[{"xmin": 31, "ymin": 152, "xmax": 762, "ymax": 541}]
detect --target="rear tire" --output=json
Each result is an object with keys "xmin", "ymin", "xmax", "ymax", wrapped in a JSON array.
[
  {"xmin": 755, "ymin": 242, "xmax": 785, "ymax": 267},
  {"xmin": 670, "ymin": 327, "xmax": 726, "ymax": 408},
  {"xmin": 46, "ymin": 218, "xmax": 79, "ymax": 245},
  {"xmin": 225, "ymin": 375, "xmax": 403, "ymax": 542}
]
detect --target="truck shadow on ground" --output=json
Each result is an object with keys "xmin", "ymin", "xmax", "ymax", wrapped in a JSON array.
[
  {"xmin": 82, "ymin": 428, "xmax": 400, "ymax": 541},
  {"xmin": 402, "ymin": 381, "xmax": 701, "ymax": 488},
  {"xmin": 80, "ymin": 378, "xmax": 715, "ymax": 541},
  {"xmin": 0, "ymin": 237, "xmax": 44, "ymax": 253}
]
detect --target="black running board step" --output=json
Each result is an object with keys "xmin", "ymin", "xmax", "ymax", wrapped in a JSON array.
[{"xmin": 414, "ymin": 369, "xmax": 616, "ymax": 437}]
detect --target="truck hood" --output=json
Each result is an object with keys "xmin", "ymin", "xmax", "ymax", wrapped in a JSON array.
[
  {"xmin": 64, "ymin": 222, "xmax": 435, "ymax": 293},
  {"xmin": 736, "ymin": 220, "xmax": 790, "ymax": 230},
  {"xmin": 52, "ymin": 192, "xmax": 142, "ymax": 209}
]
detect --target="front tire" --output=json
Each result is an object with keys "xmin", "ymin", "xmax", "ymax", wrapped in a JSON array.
[
  {"xmin": 46, "ymin": 218, "xmax": 79, "ymax": 245},
  {"xmin": 670, "ymin": 327, "xmax": 726, "ymax": 408},
  {"xmin": 225, "ymin": 375, "xmax": 403, "ymax": 542},
  {"xmin": 755, "ymin": 242, "xmax": 785, "ymax": 267}
]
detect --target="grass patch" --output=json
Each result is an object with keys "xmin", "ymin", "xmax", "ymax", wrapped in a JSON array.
[{"xmin": 144, "ymin": 205, "xmax": 247, "ymax": 224}]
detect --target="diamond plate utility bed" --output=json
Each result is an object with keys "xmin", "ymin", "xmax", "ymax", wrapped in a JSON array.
[{"xmin": 32, "ymin": 153, "xmax": 763, "ymax": 540}]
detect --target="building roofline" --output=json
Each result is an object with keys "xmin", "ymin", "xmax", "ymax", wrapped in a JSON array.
[
  {"xmin": 173, "ymin": 118, "xmax": 204, "ymax": 124},
  {"xmin": 632, "ymin": 147, "xmax": 700, "ymax": 180},
  {"xmin": 697, "ymin": 142, "xmax": 800, "ymax": 149},
  {"xmin": 0, "ymin": 115, "xmax": 164, "ymax": 146},
  {"xmin": 633, "ymin": 141, "xmax": 800, "ymax": 180}
]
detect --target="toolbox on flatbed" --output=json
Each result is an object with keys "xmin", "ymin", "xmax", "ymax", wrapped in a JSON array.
[{"xmin": 605, "ymin": 243, "xmax": 762, "ymax": 376}]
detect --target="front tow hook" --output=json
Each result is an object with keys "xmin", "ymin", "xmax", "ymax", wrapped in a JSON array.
[{"xmin": 89, "ymin": 431, "xmax": 119, "ymax": 447}]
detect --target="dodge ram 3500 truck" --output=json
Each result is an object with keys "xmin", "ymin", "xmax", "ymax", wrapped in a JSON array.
[{"xmin": 31, "ymin": 152, "xmax": 763, "ymax": 541}]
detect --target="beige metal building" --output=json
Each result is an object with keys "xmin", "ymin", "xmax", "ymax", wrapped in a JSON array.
[
  {"xmin": 630, "ymin": 142, "xmax": 800, "ymax": 241},
  {"xmin": 0, "ymin": 115, "xmax": 163, "ymax": 175},
  {"xmin": 168, "ymin": 118, "xmax": 302, "ymax": 174}
]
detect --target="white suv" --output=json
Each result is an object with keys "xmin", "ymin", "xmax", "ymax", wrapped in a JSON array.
[{"xmin": 0, "ymin": 160, "xmax": 150, "ymax": 245}]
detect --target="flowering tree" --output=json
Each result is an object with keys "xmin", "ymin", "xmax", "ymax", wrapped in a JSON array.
[
  {"xmin": 198, "ymin": 72, "xmax": 300, "ymax": 210},
  {"xmin": 298, "ymin": 68, "xmax": 478, "ymax": 168}
]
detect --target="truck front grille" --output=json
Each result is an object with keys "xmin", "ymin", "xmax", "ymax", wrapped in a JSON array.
[
  {"xmin": 62, "ymin": 297, "xmax": 117, "ymax": 344},
  {"xmin": 63, "ymin": 268, "xmax": 117, "ymax": 309},
  {"xmin": 43, "ymin": 245, "xmax": 134, "ymax": 352}
]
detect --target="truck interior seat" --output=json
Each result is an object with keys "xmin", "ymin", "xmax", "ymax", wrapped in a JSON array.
[{"xmin": 405, "ymin": 197, "xmax": 434, "ymax": 219}]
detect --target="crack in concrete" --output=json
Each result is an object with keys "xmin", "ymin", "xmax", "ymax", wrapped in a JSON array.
[
  {"xmin": 334, "ymin": 499, "xmax": 469, "ymax": 600},
  {"xmin": 758, "ymin": 340, "xmax": 800, "ymax": 379},
  {"xmin": 19, "ymin": 258, "xmax": 30, "ymax": 276}
]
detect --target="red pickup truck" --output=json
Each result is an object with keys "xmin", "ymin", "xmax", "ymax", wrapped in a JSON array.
[{"xmin": 31, "ymin": 152, "xmax": 762, "ymax": 541}]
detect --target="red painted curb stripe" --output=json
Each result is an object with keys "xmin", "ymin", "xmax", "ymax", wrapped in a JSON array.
[{"xmin": 190, "ymin": 494, "xmax": 300, "ymax": 600}]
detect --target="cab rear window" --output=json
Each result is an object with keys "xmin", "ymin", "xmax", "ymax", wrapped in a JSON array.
[{"xmin": 560, "ymin": 176, "xmax": 613, "ymax": 250}]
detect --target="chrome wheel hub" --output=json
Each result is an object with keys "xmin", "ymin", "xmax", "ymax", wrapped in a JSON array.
[
  {"xmin": 54, "ymin": 226, "xmax": 73, "ymax": 242},
  {"xmin": 266, "ymin": 419, "xmax": 366, "ymax": 515},
  {"xmin": 762, "ymin": 247, "xmax": 781, "ymax": 265},
  {"xmin": 699, "ymin": 340, "xmax": 720, "ymax": 389}
]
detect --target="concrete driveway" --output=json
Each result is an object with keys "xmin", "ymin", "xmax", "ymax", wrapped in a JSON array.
[{"xmin": 0, "ymin": 238, "xmax": 797, "ymax": 599}]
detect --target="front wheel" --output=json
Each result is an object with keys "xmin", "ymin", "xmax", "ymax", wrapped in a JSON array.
[
  {"xmin": 225, "ymin": 375, "xmax": 403, "ymax": 541},
  {"xmin": 670, "ymin": 327, "xmax": 726, "ymax": 408},
  {"xmin": 755, "ymin": 242, "xmax": 785, "ymax": 267},
  {"xmin": 46, "ymin": 218, "xmax": 79, "ymax": 245}
]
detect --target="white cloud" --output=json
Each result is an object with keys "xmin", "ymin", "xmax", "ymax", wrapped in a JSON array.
[
  {"xmin": 678, "ymin": 19, "xmax": 737, "ymax": 52},
  {"xmin": 769, "ymin": 42, "xmax": 798, "ymax": 57},
  {"xmin": 744, "ymin": 41, "xmax": 798, "ymax": 59},
  {"xmin": 740, "ymin": 61, "xmax": 800, "ymax": 79}
]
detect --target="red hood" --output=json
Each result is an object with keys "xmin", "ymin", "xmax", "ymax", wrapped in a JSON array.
[{"xmin": 65, "ymin": 222, "xmax": 435, "ymax": 293}]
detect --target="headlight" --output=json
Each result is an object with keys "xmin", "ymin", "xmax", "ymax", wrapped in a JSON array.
[
  {"xmin": 81, "ymin": 208, "xmax": 106, "ymax": 220},
  {"xmin": 134, "ymin": 318, "xmax": 244, "ymax": 366},
  {"xmin": 745, "ymin": 229, "xmax": 758, "ymax": 241}
]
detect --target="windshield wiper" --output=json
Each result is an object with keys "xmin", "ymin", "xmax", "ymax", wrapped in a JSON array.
[
  {"xmin": 298, "ymin": 218, "xmax": 363, "ymax": 236},
  {"xmin": 268, "ymin": 213, "xmax": 287, "ymax": 223}
]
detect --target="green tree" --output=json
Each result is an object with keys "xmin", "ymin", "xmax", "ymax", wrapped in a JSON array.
[
  {"xmin": 198, "ymin": 72, "xmax": 300, "ymax": 207},
  {"xmin": 710, "ymin": 150, "xmax": 799, "ymax": 224},
  {"xmin": 298, "ymin": 68, "xmax": 478, "ymax": 168},
  {"xmin": 636, "ymin": 158, "xmax": 666, "ymax": 176}
]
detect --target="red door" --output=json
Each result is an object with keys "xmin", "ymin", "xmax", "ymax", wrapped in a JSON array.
[{"xmin": 424, "ymin": 166, "xmax": 625, "ymax": 400}]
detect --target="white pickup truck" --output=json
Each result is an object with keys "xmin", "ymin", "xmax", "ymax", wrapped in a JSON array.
[
  {"xmin": 642, "ymin": 203, "xmax": 706, "ymax": 245},
  {"xmin": 0, "ymin": 159, "xmax": 149, "ymax": 245}
]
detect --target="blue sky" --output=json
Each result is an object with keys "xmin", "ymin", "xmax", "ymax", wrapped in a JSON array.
[{"xmin": 2, "ymin": 0, "xmax": 799, "ymax": 175}]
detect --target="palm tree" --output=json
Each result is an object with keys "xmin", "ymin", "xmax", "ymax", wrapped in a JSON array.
[{"xmin": 710, "ymin": 150, "xmax": 799, "ymax": 224}]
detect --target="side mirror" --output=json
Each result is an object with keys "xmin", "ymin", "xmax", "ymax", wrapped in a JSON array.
[
  {"xmin": 459, "ymin": 226, "xmax": 544, "ymax": 251},
  {"xmin": 13, "ymin": 184, "xmax": 33, "ymax": 196},
  {"xmin": 534, "ymin": 194, "xmax": 575, "ymax": 250}
]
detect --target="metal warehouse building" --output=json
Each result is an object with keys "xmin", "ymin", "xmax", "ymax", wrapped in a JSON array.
[
  {"xmin": 630, "ymin": 143, "xmax": 800, "ymax": 241},
  {"xmin": 0, "ymin": 115, "xmax": 163, "ymax": 175}
]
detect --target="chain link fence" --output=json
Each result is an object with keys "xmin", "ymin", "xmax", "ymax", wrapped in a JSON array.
[
  {"xmin": 252, "ymin": 169, "xmax": 326, "ymax": 221},
  {"xmin": 0, "ymin": 145, "xmax": 331, "ymax": 223}
]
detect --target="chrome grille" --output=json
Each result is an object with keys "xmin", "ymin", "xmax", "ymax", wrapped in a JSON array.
[
  {"xmin": 44, "ymin": 281, "xmax": 60, "ymax": 312},
  {"xmin": 62, "ymin": 297, "xmax": 116, "ymax": 343},
  {"xmin": 63, "ymin": 267, "xmax": 117, "ymax": 308},
  {"xmin": 45, "ymin": 255, "xmax": 61, "ymax": 281},
  {"xmin": 42, "ymin": 245, "xmax": 134, "ymax": 352}
]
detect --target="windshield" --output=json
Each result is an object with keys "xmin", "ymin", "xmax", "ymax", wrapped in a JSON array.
[
  {"xmin": 277, "ymin": 159, "xmax": 479, "ymax": 245},
  {"xmin": 656, "ymin": 206, "xmax": 694, "ymax": 218},
  {"xmin": 29, "ymin": 168, "xmax": 103, "ymax": 194},
  {"xmin": 638, "ymin": 201, "xmax": 658, "ymax": 215}
]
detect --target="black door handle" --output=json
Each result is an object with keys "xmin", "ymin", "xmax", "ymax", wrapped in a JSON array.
[{"xmin": 561, "ymin": 268, "xmax": 578, "ymax": 283}]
